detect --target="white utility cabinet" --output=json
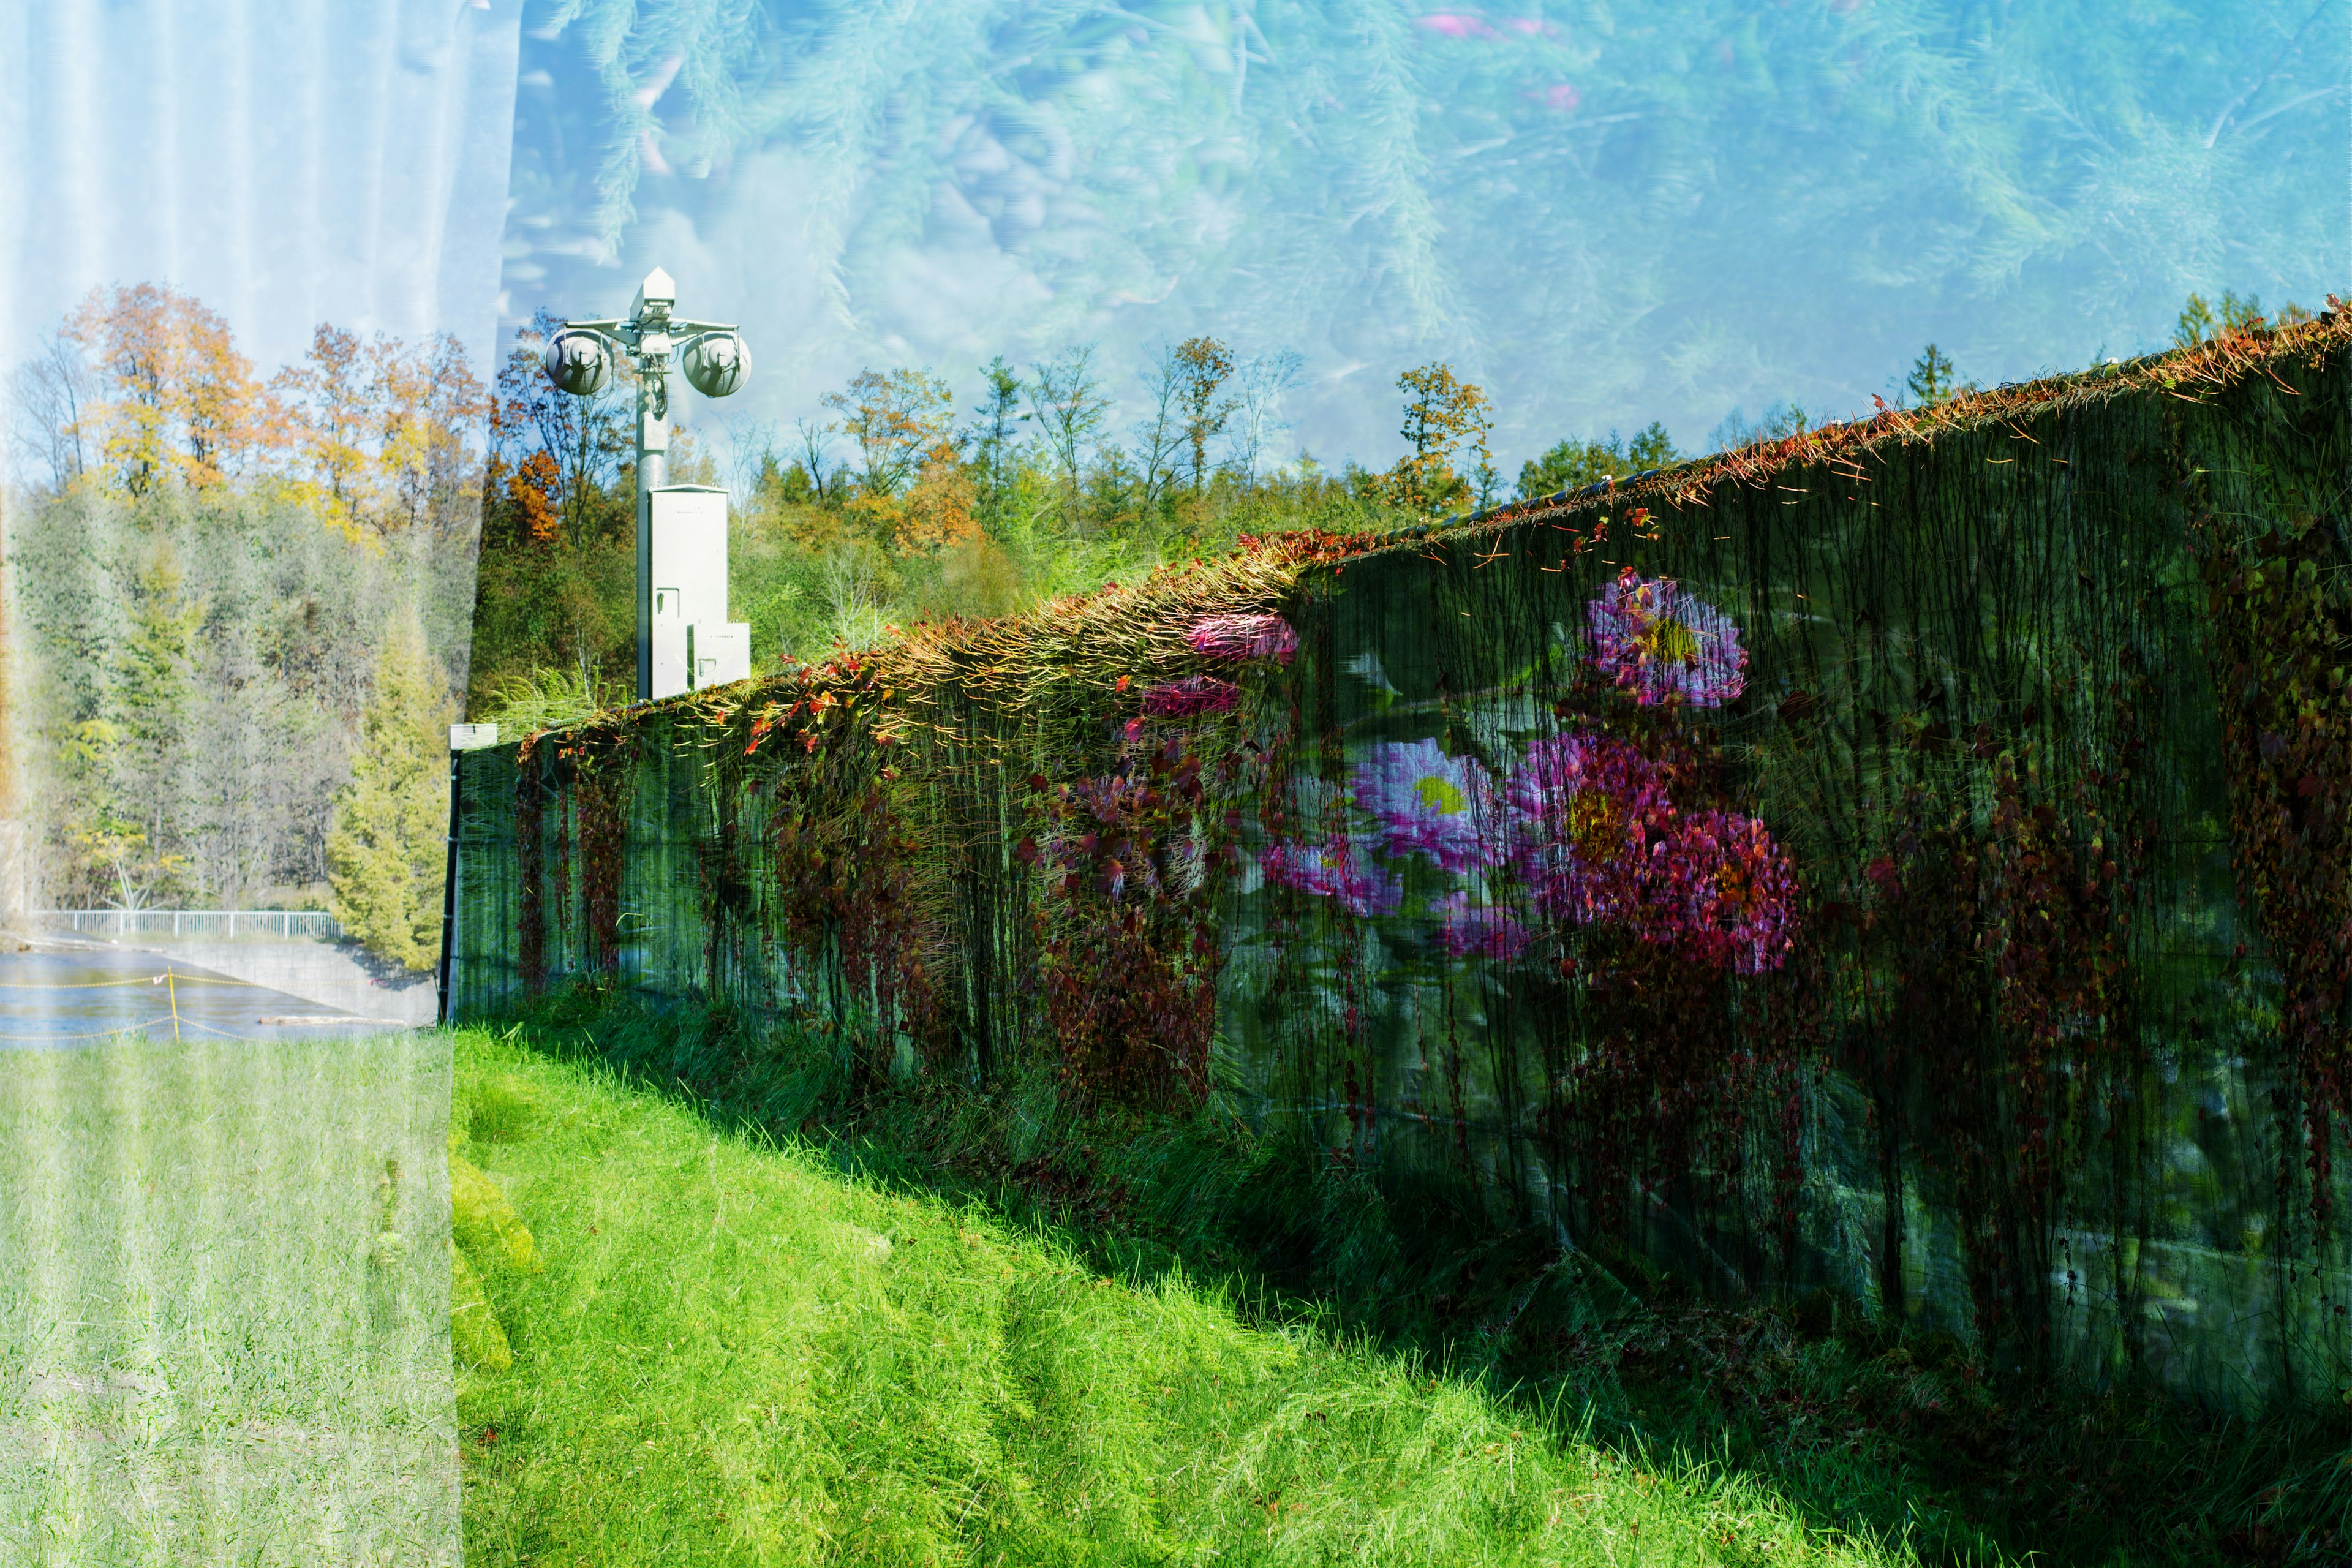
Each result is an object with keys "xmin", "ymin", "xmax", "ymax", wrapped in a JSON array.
[{"xmin": 647, "ymin": 484, "xmax": 752, "ymax": 699}]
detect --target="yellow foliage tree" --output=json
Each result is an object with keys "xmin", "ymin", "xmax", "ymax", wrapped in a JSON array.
[
  {"xmin": 62, "ymin": 283, "xmax": 270, "ymax": 494},
  {"xmin": 1382, "ymin": 363, "xmax": 1494, "ymax": 516}
]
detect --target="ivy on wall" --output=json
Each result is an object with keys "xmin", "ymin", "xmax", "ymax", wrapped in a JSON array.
[{"xmin": 466, "ymin": 304, "xmax": 2352, "ymax": 1406}]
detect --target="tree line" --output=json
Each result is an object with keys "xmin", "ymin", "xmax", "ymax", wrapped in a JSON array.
[
  {"xmin": 465, "ymin": 320, "xmax": 1707, "ymax": 723},
  {"xmin": 4, "ymin": 284, "xmax": 483, "ymax": 969}
]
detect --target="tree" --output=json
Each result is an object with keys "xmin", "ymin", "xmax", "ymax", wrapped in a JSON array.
[
  {"xmin": 1516, "ymin": 421, "xmax": 1680, "ymax": 500},
  {"xmin": 1173, "ymin": 336, "xmax": 1236, "ymax": 494},
  {"xmin": 1026, "ymin": 345, "xmax": 1110, "ymax": 524},
  {"xmin": 1905, "ymin": 344, "xmax": 1960, "ymax": 405},
  {"xmin": 329, "ymin": 608, "xmax": 456, "ymax": 971},
  {"xmin": 271, "ymin": 324, "xmax": 373, "ymax": 531},
  {"xmin": 1382, "ymin": 363, "xmax": 1491, "ymax": 514},
  {"xmin": 114, "ymin": 544, "xmax": 203, "ymax": 888},
  {"xmin": 62, "ymin": 283, "xmax": 270, "ymax": 495},
  {"xmin": 791, "ymin": 416, "xmax": 837, "ymax": 502},
  {"xmin": 487, "ymin": 311, "xmax": 632, "ymax": 549},
  {"xmin": 968, "ymin": 356, "xmax": 1027, "ymax": 533},
  {"xmin": 821, "ymin": 368, "xmax": 954, "ymax": 497},
  {"xmin": 373, "ymin": 330, "xmax": 488, "ymax": 540},
  {"xmin": 1226, "ymin": 349, "xmax": 1303, "ymax": 482},
  {"xmin": 1134, "ymin": 345, "xmax": 1188, "ymax": 511},
  {"xmin": 7, "ymin": 326, "xmax": 94, "ymax": 492},
  {"xmin": 2175, "ymin": 288, "xmax": 2309, "ymax": 348},
  {"xmin": 270, "ymin": 323, "xmax": 485, "ymax": 542}
]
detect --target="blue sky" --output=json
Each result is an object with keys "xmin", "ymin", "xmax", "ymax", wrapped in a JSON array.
[{"xmin": 6, "ymin": 1, "xmax": 2345, "ymax": 478}]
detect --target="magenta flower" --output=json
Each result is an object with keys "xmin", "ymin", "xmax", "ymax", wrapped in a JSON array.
[
  {"xmin": 1587, "ymin": 567, "xmax": 1748, "ymax": 707},
  {"xmin": 1186, "ymin": 613, "xmax": 1298, "ymax": 665},
  {"xmin": 1259, "ymin": 840, "xmax": 1404, "ymax": 919},
  {"xmin": 1649, "ymin": 810, "xmax": 1801, "ymax": 976},
  {"xmin": 1352, "ymin": 739, "xmax": 1498, "ymax": 873},
  {"xmin": 1142, "ymin": 676, "xmax": 1240, "ymax": 717},
  {"xmin": 1504, "ymin": 732, "xmax": 1678, "ymax": 925},
  {"xmin": 1431, "ymin": 893, "xmax": 1534, "ymax": 960}
]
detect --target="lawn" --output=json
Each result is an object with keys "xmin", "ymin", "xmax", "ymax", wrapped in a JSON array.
[
  {"xmin": 450, "ymin": 1023, "xmax": 1927, "ymax": 1566},
  {"xmin": 0, "ymin": 1030, "xmax": 462, "ymax": 1567}
]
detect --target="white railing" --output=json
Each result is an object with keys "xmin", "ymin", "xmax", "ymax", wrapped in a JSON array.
[{"xmin": 43, "ymin": 910, "xmax": 344, "ymax": 941}]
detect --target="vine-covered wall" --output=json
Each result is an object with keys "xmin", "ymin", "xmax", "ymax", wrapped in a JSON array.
[{"xmin": 451, "ymin": 311, "xmax": 2352, "ymax": 1411}]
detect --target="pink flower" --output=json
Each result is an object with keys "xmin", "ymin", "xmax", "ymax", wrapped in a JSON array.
[
  {"xmin": 1504, "ymin": 731, "xmax": 1799, "ymax": 973},
  {"xmin": 1352, "ymin": 739, "xmax": 1498, "ymax": 873},
  {"xmin": 1431, "ymin": 893, "xmax": 1534, "ymax": 960},
  {"xmin": 1587, "ymin": 567, "xmax": 1749, "ymax": 707},
  {"xmin": 1185, "ymin": 613, "xmax": 1298, "ymax": 665},
  {"xmin": 1259, "ymin": 841, "xmax": 1404, "ymax": 919},
  {"xmin": 1504, "ymin": 732, "xmax": 1677, "ymax": 925},
  {"xmin": 1142, "ymin": 676, "xmax": 1240, "ymax": 716}
]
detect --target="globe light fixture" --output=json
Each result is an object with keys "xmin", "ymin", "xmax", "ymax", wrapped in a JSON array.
[{"xmin": 540, "ymin": 267, "xmax": 750, "ymax": 700}]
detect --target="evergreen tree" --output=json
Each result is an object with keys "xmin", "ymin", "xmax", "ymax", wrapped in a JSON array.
[
  {"xmin": 100, "ymin": 542, "xmax": 203, "ymax": 904},
  {"xmin": 970, "ymin": 356, "xmax": 1025, "ymax": 534},
  {"xmin": 329, "ymin": 608, "xmax": 454, "ymax": 971},
  {"xmin": 1905, "ymin": 344, "xmax": 1959, "ymax": 405}
]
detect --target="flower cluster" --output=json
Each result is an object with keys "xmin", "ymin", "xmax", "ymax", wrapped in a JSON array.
[
  {"xmin": 1259, "ymin": 840, "xmax": 1404, "ymax": 919},
  {"xmin": 1504, "ymin": 733, "xmax": 1678, "ymax": 927},
  {"xmin": 1657, "ymin": 809, "xmax": 1802, "ymax": 976},
  {"xmin": 1186, "ymin": 612, "xmax": 1298, "ymax": 665},
  {"xmin": 1505, "ymin": 733, "xmax": 1796, "ymax": 973},
  {"xmin": 1142, "ymin": 676, "xmax": 1240, "ymax": 717},
  {"xmin": 1587, "ymin": 567, "xmax": 1748, "ymax": 707},
  {"xmin": 1353, "ymin": 738, "xmax": 1497, "ymax": 872}
]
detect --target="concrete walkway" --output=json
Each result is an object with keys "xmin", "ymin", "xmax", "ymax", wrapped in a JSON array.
[
  {"xmin": 24, "ymin": 929, "xmax": 437, "ymax": 1028},
  {"xmin": 0, "ymin": 940, "xmax": 410, "ymax": 1045}
]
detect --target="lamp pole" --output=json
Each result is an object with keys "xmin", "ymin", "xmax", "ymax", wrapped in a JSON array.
[{"xmin": 541, "ymin": 267, "xmax": 750, "ymax": 700}]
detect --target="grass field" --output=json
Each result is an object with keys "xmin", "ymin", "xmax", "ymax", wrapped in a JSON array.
[
  {"xmin": 450, "ymin": 1023, "xmax": 1931, "ymax": 1566},
  {"xmin": 0, "ymin": 1031, "xmax": 461, "ymax": 1567}
]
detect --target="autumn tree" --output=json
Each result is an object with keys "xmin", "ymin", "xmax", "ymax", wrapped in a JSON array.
[
  {"xmin": 328, "ymin": 608, "xmax": 455, "ymax": 971},
  {"xmin": 62, "ymin": 283, "xmax": 269, "ymax": 494},
  {"xmin": 1384, "ymin": 363, "xmax": 1492, "ymax": 514},
  {"xmin": 484, "ymin": 311, "xmax": 632, "ymax": 551}
]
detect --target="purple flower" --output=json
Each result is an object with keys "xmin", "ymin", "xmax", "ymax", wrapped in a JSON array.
[
  {"xmin": 1259, "ymin": 840, "xmax": 1404, "ymax": 919},
  {"xmin": 1352, "ymin": 739, "xmax": 1498, "ymax": 873},
  {"xmin": 1587, "ymin": 567, "xmax": 1748, "ymax": 707},
  {"xmin": 1431, "ymin": 893, "xmax": 1534, "ymax": 960},
  {"xmin": 1142, "ymin": 676, "xmax": 1240, "ymax": 716},
  {"xmin": 1186, "ymin": 613, "xmax": 1298, "ymax": 665},
  {"xmin": 1504, "ymin": 732, "xmax": 1678, "ymax": 925}
]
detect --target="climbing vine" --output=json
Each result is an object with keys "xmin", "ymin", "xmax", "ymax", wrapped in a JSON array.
[{"xmin": 461, "ymin": 306, "xmax": 2352, "ymax": 1400}]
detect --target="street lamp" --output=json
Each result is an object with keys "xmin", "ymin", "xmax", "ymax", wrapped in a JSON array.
[{"xmin": 541, "ymin": 267, "xmax": 752, "ymax": 701}]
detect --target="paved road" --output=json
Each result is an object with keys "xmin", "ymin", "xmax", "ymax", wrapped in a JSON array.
[{"xmin": 0, "ymin": 940, "xmax": 408, "ymax": 1046}]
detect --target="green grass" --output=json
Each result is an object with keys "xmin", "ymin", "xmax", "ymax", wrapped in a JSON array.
[
  {"xmin": 0, "ymin": 1032, "xmax": 461, "ymax": 1567},
  {"xmin": 451, "ymin": 1023, "xmax": 1922, "ymax": 1566},
  {"xmin": 483, "ymin": 990, "xmax": 2352, "ymax": 1567}
]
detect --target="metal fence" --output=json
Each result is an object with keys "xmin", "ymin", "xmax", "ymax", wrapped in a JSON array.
[{"xmin": 43, "ymin": 910, "xmax": 344, "ymax": 941}]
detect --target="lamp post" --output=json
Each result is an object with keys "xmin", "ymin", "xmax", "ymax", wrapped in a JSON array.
[{"xmin": 541, "ymin": 267, "xmax": 751, "ymax": 701}]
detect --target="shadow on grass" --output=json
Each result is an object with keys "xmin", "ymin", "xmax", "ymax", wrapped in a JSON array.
[{"xmin": 474, "ymin": 984, "xmax": 2352, "ymax": 1568}]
